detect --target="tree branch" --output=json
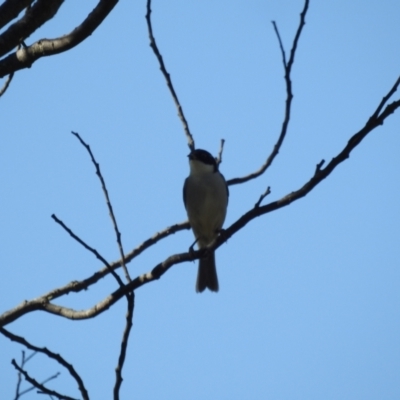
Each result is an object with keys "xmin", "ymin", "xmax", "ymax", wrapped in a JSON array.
[
  {"xmin": 11, "ymin": 360, "xmax": 73, "ymax": 400},
  {"xmin": 0, "ymin": 0, "xmax": 65, "ymax": 58},
  {"xmin": 145, "ymin": 0, "xmax": 195, "ymax": 151},
  {"xmin": 71, "ymin": 131, "xmax": 131, "ymax": 283},
  {"xmin": 1, "ymin": 327, "xmax": 89, "ymax": 400},
  {"xmin": 0, "ymin": 0, "xmax": 119, "ymax": 78},
  {"xmin": 0, "ymin": 71, "xmax": 14, "ymax": 97},
  {"xmin": 0, "ymin": 0, "xmax": 34, "ymax": 31},
  {"xmin": 51, "ymin": 213, "xmax": 125, "ymax": 287},
  {"xmin": 1, "ymin": 73, "xmax": 398, "ymax": 327},
  {"xmin": 227, "ymin": 0, "xmax": 309, "ymax": 186},
  {"xmin": 0, "ymin": 220, "xmax": 188, "ymax": 326},
  {"xmin": 113, "ymin": 292, "xmax": 134, "ymax": 400}
]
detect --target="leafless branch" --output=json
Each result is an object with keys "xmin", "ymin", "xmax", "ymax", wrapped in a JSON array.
[
  {"xmin": 0, "ymin": 71, "xmax": 14, "ymax": 97},
  {"xmin": 216, "ymin": 139, "xmax": 225, "ymax": 166},
  {"xmin": 0, "ymin": 0, "xmax": 119, "ymax": 78},
  {"xmin": 145, "ymin": 0, "xmax": 195, "ymax": 151},
  {"xmin": 14, "ymin": 350, "xmax": 29, "ymax": 400},
  {"xmin": 0, "ymin": 221, "xmax": 189, "ymax": 327},
  {"xmin": 1, "ymin": 327, "xmax": 89, "ymax": 400},
  {"xmin": 113, "ymin": 292, "xmax": 134, "ymax": 400},
  {"xmin": 227, "ymin": 0, "xmax": 309, "ymax": 186},
  {"xmin": 255, "ymin": 187, "xmax": 271, "ymax": 208},
  {"xmin": 0, "ymin": 0, "xmax": 64, "ymax": 58},
  {"xmin": 0, "ymin": 0, "xmax": 34, "ymax": 31},
  {"xmin": 51, "ymin": 213, "xmax": 125, "ymax": 287},
  {"xmin": 71, "ymin": 132, "xmax": 135, "ymax": 397},
  {"xmin": 12, "ymin": 359, "xmax": 70, "ymax": 400},
  {"xmin": 1, "ymin": 72, "xmax": 399, "ymax": 327},
  {"xmin": 71, "ymin": 131, "xmax": 131, "ymax": 283}
]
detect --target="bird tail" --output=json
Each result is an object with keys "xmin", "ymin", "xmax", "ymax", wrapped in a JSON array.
[{"xmin": 196, "ymin": 251, "xmax": 219, "ymax": 293}]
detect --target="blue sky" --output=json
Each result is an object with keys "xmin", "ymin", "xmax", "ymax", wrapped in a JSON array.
[{"xmin": 1, "ymin": 1, "xmax": 399, "ymax": 399}]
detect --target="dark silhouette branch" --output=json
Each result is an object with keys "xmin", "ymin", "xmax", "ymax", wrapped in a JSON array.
[
  {"xmin": 255, "ymin": 187, "xmax": 271, "ymax": 208},
  {"xmin": 71, "ymin": 131, "xmax": 131, "ymax": 284},
  {"xmin": 216, "ymin": 139, "xmax": 226, "ymax": 166},
  {"xmin": 1, "ymin": 327, "xmax": 89, "ymax": 400},
  {"xmin": 145, "ymin": 0, "xmax": 195, "ymax": 151},
  {"xmin": 1, "ymin": 0, "xmax": 398, "ymax": 354},
  {"xmin": 0, "ymin": 0, "xmax": 119, "ymax": 78},
  {"xmin": 0, "ymin": 0, "xmax": 64, "ymax": 58},
  {"xmin": 0, "ymin": 220, "xmax": 189, "ymax": 326},
  {"xmin": 71, "ymin": 132, "xmax": 134, "ymax": 398},
  {"xmin": 1, "ymin": 72, "xmax": 399, "ymax": 327},
  {"xmin": 0, "ymin": 71, "xmax": 14, "ymax": 97},
  {"xmin": 11, "ymin": 360, "xmax": 70, "ymax": 400},
  {"xmin": 113, "ymin": 292, "xmax": 134, "ymax": 400},
  {"xmin": 51, "ymin": 213, "xmax": 125, "ymax": 287},
  {"xmin": 227, "ymin": 0, "xmax": 309, "ymax": 186},
  {"xmin": 0, "ymin": 0, "xmax": 34, "ymax": 31},
  {"xmin": 14, "ymin": 350, "xmax": 33, "ymax": 399}
]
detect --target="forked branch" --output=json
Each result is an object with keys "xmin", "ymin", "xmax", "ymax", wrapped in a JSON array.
[{"xmin": 0, "ymin": 0, "xmax": 119, "ymax": 78}]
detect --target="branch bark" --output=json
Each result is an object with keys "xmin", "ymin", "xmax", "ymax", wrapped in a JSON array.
[{"xmin": 0, "ymin": 0, "xmax": 119, "ymax": 78}]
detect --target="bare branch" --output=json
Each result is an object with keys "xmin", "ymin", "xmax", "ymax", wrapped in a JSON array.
[
  {"xmin": 14, "ymin": 350, "xmax": 26, "ymax": 400},
  {"xmin": 371, "ymin": 76, "xmax": 400, "ymax": 119},
  {"xmin": 0, "ymin": 71, "xmax": 14, "ymax": 97},
  {"xmin": 271, "ymin": 21, "xmax": 287, "ymax": 67},
  {"xmin": 0, "ymin": 0, "xmax": 65, "ymax": 58},
  {"xmin": 255, "ymin": 187, "xmax": 271, "ymax": 208},
  {"xmin": 0, "ymin": 220, "xmax": 189, "ymax": 327},
  {"xmin": 2, "ymin": 73, "xmax": 398, "ymax": 326},
  {"xmin": 0, "ymin": 0, "xmax": 119, "ymax": 78},
  {"xmin": 71, "ymin": 131, "xmax": 131, "ymax": 283},
  {"xmin": 1, "ymin": 328, "xmax": 89, "ymax": 400},
  {"xmin": 145, "ymin": 0, "xmax": 195, "ymax": 151},
  {"xmin": 113, "ymin": 293, "xmax": 134, "ymax": 400},
  {"xmin": 12, "ymin": 360, "xmax": 73, "ymax": 400},
  {"xmin": 215, "ymin": 139, "xmax": 225, "ymax": 166},
  {"xmin": 0, "ymin": 0, "xmax": 34, "ymax": 31},
  {"xmin": 0, "ymin": 245, "xmax": 210, "ymax": 324},
  {"xmin": 51, "ymin": 213, "xmax": 125, "ymax": 287},
  {"xmin": 315, "ymin": 159, "xmax": 325, "ymax": 174},
  {"xmin": 228, "ymin": 0, "xmax": 310, "ymax": 186}
]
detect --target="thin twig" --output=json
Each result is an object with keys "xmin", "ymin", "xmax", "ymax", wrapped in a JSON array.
[
  {"xmin": 228, "ymin": 0, "xmax": 310, "ymax": 186},
  {"xmin": 12, "ymin": 360, "xmax": 73, "ymax": 400},
  {"xmin": 25, "ymin": 372, "xmax": 60, "ymax": 396},
  {"xmin": 145, "ymin": 0, "xmax": 195, "ymax": 150},
  {"xmin": 14, "ymin": 350, "xmax": 25, "ymax": 400},
  {"xmin": 0, "ymin": 71, "xmax": 14, "ymax": 97},
  {"xmin": 315, "ymin": 159, "xmax": 325, "ymax": 174},
  {"xmin": 216, "ymin": 139, "xmax": 225, "ymax": 166},
  {"xmin": 255, "ymin": 187, "xmax": 271, "ymax": 208},
  {"xmin": 14, "ymin": 351, "xmax": 39, "ymax": 399},
  {"xmin": 71, "ymin": 131, "xmax": 131, "ymax": 283},
  {"xmin": 272, "ymin": 21, "xmax": 287, "ymax": 67},
  {"xmin": 371, "ymin": 76, "xmax": 400, "ymax": 120},
  {"xmin": 1, "ymin": 327, "xmax": 89, "ymax": 400},
  {"xmin": 70, "ymin": 132, "xmax": 135, "ymax": 398},
  {"xmin": 51, "ymin": 213, "xmax": 125, "ymax": 287}
]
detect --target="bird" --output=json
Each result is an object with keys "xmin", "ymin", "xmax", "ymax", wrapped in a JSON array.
[{"xmin": 183, "ymin": 148, "xmax": 229, "ymax": 292}]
